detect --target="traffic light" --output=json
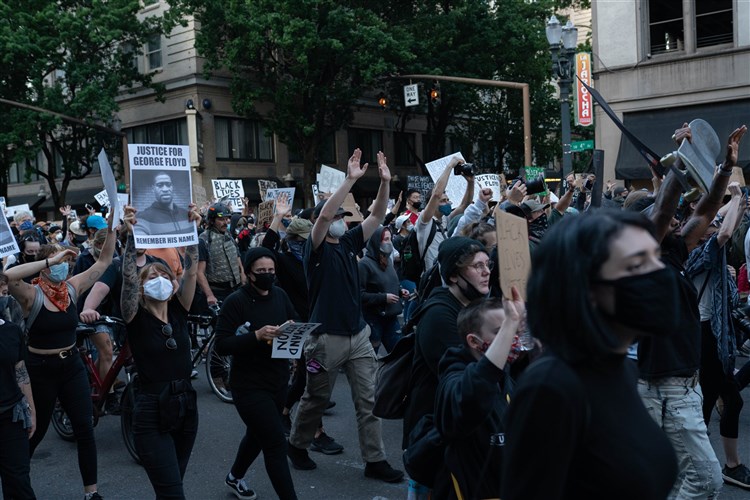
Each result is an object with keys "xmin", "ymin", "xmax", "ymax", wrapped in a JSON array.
[
  {"xmin": 377, "ymin": 93, "xmax": 388, "ymax": 109},
  {"xmin": 429, "ymin": 81, "xmax": 440, "ymax": 104}
]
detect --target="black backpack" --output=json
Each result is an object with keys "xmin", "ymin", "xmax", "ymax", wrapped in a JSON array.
[{"xmin": 400, "ymin": 222, "xmax": 437, "ymax": 283}]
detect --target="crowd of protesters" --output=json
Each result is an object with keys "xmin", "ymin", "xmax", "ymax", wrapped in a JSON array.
[{"xmin": 1, "ymin": 120, "xmax": 750, "ymax": 499}]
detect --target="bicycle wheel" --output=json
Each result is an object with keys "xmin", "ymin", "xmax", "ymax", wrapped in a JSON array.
[
  {"xmin": 205, "ymin": 336, "xmax": 233, "ymax": 403},
  {"xmin": 51, "ymin": 399, "xmax": 75, "ymax": 442},
  {"xmin": 119, "ymin": 382, "xmax": 141, "ymax": 464}
]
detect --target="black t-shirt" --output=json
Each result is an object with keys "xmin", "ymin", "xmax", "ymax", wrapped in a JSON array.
[
  {"xmin": 502, "ymin": 353, "xmax": 678, "ymax": 500},
  {"xmin": 638, "ymin": 235, "xmax": 701, "ymax": 378},
  {"xmin": 0, "ymin": 322, "xmax": 25, "ymax": 410},
  {"xmin": 214, "ymin": 284, "xmax": 298, "ymax": 392},
  {"xmin": 27, "ymin": 298, "xmax": 79, "ymax": 350},
  {"xmin": 304, "ymin": 224, "xmax": 366, "ymax": 335},
  {"xmin": 127, "ymin": 300, "xmax": 191, "ymax": 384}
]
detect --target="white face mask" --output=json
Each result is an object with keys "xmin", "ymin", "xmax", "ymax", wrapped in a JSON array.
[
  {"xmin": 143, "ymin": 276, "xmax": 173, "ymax": 301},
  {"xmin": 328, "ymin": 219, "xmax": 347, "ymax": 239}
]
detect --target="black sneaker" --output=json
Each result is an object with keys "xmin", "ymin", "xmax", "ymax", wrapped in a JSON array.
[
  {"xmin": 287, "ymin": 442, "xmax": 317, "ymax": 470},
  {"xmin": 364, "ymin": 460, "xmax": 404, "ymax": 483},
  {"xmin": 281, "ymin": 413, "xmax": 292, "ymax": 437},
  {"xmin": 84, "ymin": 493, "xmax": 103, "ymax": 500},
  {"xmin": 723, "ymin": 464, "xmax": 750, "ymax": 489},
  {"xmin": 326, "ymin": 400, "xmax": 336, "ymax": 410},
  {"xmin": 225, "ymin": 474, "xmax": 257, "ymax": 499},
  {"xmin": 310, "ymin": 432, "xmax": 343, "ymax": 455},
  {"xmin": 104, "ymin": 393, "xmax": 121, "ymax": 415}
]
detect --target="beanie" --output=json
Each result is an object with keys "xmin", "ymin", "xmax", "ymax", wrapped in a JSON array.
[
  {"xmin": 437, "ymin": 237, "xmax": 486, "ymax": 284},
  {"xmin": 243, "ymin": 247, "xmax": 277, "ymax": 274}
]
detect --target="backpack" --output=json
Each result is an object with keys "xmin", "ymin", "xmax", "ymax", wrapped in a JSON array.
[
  {"xmin": 400, "ymin": 222, "xmax": 437, "ymax": 283},
  {"xmin": 415, "ymin": 262, "xmax": 442, "ymax": 306},
  {"xmin": 25, "ymin": 283, "xmax": 77, "ymax": 334}
]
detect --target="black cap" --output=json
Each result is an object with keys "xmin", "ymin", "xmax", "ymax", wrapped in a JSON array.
[
  {"xmin": 313, "ymin": 199, "xmax": 353, "ymax": 219},
  {"xmin": 243, "ymin": 247, "xmax": 277, "ymax": 274}
]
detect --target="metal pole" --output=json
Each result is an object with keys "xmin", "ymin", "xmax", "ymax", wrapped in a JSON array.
[
  {"xmin": 397, "ymin": 74, "xmax": 532, "ymax": 167},
  {"xmin": 591, "ymin": 149, "xmax": 604, "ymax": 208},
  {"xmin": 560, "ymin": 81, "xmax": 572, "ymax": 180}
]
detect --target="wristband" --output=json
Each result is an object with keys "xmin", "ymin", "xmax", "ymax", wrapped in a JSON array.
[
  {"xmin": 718, "ymin": 168, "xmax": 733, "ymax": 177},
  {"xmin": 46, "ymin": 258, "xmax": 49, "ymax": 268}
]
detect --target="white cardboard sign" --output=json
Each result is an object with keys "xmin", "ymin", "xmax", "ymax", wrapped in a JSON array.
[
  {"xmin": 271, "ymin": 322, "xmax": 322, "ymax": 359},
  {"xmin": 211, "ymin": 179, "xmax": 245, "ymax": 212}
]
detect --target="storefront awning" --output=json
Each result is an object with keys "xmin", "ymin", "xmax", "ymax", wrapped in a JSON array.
[{"xmin": 615, "ymin": 100, "xmax": 750, "ymax": 180}]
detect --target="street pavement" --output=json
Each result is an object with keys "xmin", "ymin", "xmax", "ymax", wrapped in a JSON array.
[{"xmin": 20, "ymin": 362, "xmax": 750, "ymax": 499}]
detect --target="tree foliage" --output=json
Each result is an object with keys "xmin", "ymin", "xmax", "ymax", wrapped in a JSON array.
[{"xmin": 0, "ymin": 0, "xmax": 172, "ymax": 208}]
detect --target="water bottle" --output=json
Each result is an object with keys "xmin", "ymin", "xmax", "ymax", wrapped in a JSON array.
[{"xmin": 235, "ymin": 321, "xmax": 252, "ymax": 336}]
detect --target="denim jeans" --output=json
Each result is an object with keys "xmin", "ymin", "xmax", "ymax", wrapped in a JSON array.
[
  {"xmin": 364, "ymin": 314, "xmax": 401, "ymax": 354},
  {"xmin": 638, "ymin": 380, "xmax": 723, "ymax": 499},
  {"xmin": 133, "ymin": 389, "xmax": 198, "ymax": 499},
  {"xmin": 290, "ymin": 325, "xmax": 386, "ymax": 463}
]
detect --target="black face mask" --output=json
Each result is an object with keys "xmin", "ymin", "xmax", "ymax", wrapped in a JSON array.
[
  {"xmin": 411, "ymin": 201, "xmax": 422, "ymax": 211},
  {"xmin": 595, "ymin": 267, "xmax": 680, "ymax": 336},
  {"xmin": 251, "ymin": 272, "xmax": 275, "ymax": 291},
  {"xmin": 528, "ymin": 213, "xmax": 549, "ymax": 240},
  {"xmin": 457, "ymin": 273, "xmax": 486, "ymax": 302}
]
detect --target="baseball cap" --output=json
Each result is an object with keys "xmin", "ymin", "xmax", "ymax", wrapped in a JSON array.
[
  {"xmin": 313, "ymin": 200, "xmax": 353, "ymax": 219},
  {"xmin": 69, "ymin": 221, "xmax": 87, "ymax": 236},
  {"xmin": 286, "ymin": 218, "xmax": 313, "ymax": 239},
  {"xmin": 521, "ymin": 199, "xmax": 550, "ymax": 215},
  {"xmin": 85, "ymin": 215, "xmax": 107, "ymax": 230},
  {"xmin": 394, "ymin": 215, "xmax": 410, "ymax": 231}
]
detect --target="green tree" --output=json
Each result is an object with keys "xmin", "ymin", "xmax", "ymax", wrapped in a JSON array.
[
  {"xmin": 0, "ymin": 0, "xmax": 172, "ymax": 208},
  {"xmin": 172, "ymin": 0, "xmax": 412, "ymax": 205}
]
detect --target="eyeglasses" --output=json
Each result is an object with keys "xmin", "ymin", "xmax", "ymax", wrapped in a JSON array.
[
  {"xmin": 161, "ymin": 323, "xmax": 177, "ymax": 350},
  {"xmin": 467, "ymin": 260, "xmax": 493, "ymax": 273},
  {"xmin": 155, "ymin": 182, "xmax": 173, "ymax": 188}
]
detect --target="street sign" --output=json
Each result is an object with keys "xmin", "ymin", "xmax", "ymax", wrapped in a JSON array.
[
  {"xmin": 570, "ymin": 140, "xmax": 594, "ymax": 152},
  {"xmin": 404, "ymin": 84, "xmax": 419, "ymax": 107}
]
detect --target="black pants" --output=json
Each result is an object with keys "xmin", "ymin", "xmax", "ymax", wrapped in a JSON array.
[
  {"xmin": 26, "ymin": 351, "xmax": 97, "ymax": 487},
  {"xmin": 231, "ymin": 388, "xmax": 297, "ymax": 500},
  {"xmin": 0, "ymin": 409, "xmax": 36, "ymax": 499},
  {"xmin": 700, "ymin": 321, "xmax": 744, "ymax": 438},
  {"xmin": 133, "ymin": 389, "xmax": 198, "ymax": 500}
]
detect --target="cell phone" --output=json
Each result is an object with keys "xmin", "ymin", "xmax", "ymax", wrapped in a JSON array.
[{"xmin": 85, "ymin": 204, "xmax": 94, "ymax": 211}]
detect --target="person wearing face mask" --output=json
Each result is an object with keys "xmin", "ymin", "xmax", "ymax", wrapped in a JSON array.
[
  {"xmin": 403, "ymin": 189, "xmax": 422, "ymax": 225},
  {"xmin": 5, "ymin": 212, "xmax": 116, "ymax": 500},
  {"xmin": 214, "ymin": 247, "xmax": 300, "ymax": 499},
  {"xmin": 501, "ymin": 210, "xmax": 678, "ymax": 500},
  {"xmin": 120, "ymin": 204, "xmax": 200, "ymax": 500},
  {"xmin": 401, "ymin": 237, "xmax": 491, "ymax": 491},
  {"xmin": 3, "ymin": 236, "xmax": 41, "ymax": 278},
  {"xmin": 359, "ymin": 226, "xmax": 406, "ymax": 353},
  {"xmin": 433, "ymin": 294, "xmax": 523, "ymax": 499}
]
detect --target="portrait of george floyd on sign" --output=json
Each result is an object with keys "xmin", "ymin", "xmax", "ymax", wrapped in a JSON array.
[
  {"xmin": 128, "ymin": 144, "xmax": 198, "ymax": 249},
  {"xmin": 0, "ymin": 214, "xmax": 20, "ymax": 258}
]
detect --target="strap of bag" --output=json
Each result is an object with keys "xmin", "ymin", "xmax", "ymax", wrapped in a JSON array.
[
  {"xmin": 420, "ymin": 221, "xmax": 437, "ymax": 264},
  {"xmin": 25, "ymin": 282, "xmax": 77, "ymax": 334},
  {"xmin": 697, "ymin": 269, "xmax": 712, "ymax": 302}
]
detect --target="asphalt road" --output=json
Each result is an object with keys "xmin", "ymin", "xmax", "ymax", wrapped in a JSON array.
[{"xmin": 17, "ymin": 361, "xmax": 750, "ymax": 499}]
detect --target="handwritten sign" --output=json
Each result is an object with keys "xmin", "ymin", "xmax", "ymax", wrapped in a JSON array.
[
  {"xmin": 425, "ymin": 153, "xmax": 467, "ymax": 207},
  {"xmin": 495, "ymin": 206, "xmax": 531, "ymax": 301},
  {"xmin": 475, "ymin": 174, "xmax": 502, "ymax": 201},
  {"xmin": 407, "ymin": 175, "xmax": 434, "ymax": 203},
  {"xmin": 342, "ymin": 193, "xmax": 364, "ymax": 222},
  {"xmin": 265, "ymin": 187, "xmax": 296, "ymax": 208},
  {"xmin": 258, "ymin": 179, "xmax": 277, "ymax": 201},
  {"xmin": 317, "ymin": 165, "xmax": 345, "ymax": 194},
  {"xmin": 94, "ymin": 189, "xmax": 110, "ymax": 207},
  {"xmin": 272, "ymin": 322, "xmax": 321, "ymax": 359},
  {"xmin": 211, "ymin": 179, "xmax": 245, "ymax": 212},
  {"xmin": 257, "ymin": 200, "xmax": 275, "ymax": 227}
]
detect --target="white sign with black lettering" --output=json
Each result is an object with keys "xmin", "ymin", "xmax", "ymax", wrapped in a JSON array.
[
  {"xmin": 211, "ymin": 179, "xmax": 245, "ymax": 212},
  {"xmin": 404, "ymin": 84, "xmax": 419, "ymax": 107},
  {"xmin": 0, "ymin": 212, "xmax": 19, "ymax": 258},
  {"xmin": 271, "ymin": 322, "xmax": 322, "ymax": 359}
]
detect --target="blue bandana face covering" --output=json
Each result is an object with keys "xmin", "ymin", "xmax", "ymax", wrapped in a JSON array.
[{"xmin": 439, "ymin": 204, "xmax": 452, "ymax": 217}]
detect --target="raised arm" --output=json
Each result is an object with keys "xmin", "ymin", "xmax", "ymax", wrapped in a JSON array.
[
  {"xmin": 309, "ymin": 148, "xmax": 367, "ymax": 250},
  {"xmin": 5, "ymin": 249, "xmax": 77, "ymax": 314},
  {"xmin": 269, "ymin": 192, "xmax": 291, "ymax": 234},
  {"xmin": 69, "ymin": 210, "xmax": 116, "ymax": 297},
  {"xmin": 176, "ymin": 205, "xmax": 201, "ymax": 311},
  {"xmin": 717, "ymin": 183, "xmax": 745, "ymax": 247},
  {"xmin": 120, "ymin": 206, "xmax": 140, "ymax": 324},
  {"xmin": 420, "ymin": 156, "xmax": 461, "ymax": 224},
  {"xmin": 554, "ymin": 174, "xmax": 577, "ymax": 215},
  {"xmin": 360, "ymin": 151, "xmax": 391, "ymax": 241}
]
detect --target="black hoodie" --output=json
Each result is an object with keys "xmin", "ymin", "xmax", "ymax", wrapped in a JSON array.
[{"xmin": 358, "ymin": 226, "xmax": 402, "ymax": 318}]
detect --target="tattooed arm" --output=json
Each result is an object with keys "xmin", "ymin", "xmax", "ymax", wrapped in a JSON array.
[
  {"xmin": 120, "ymin": 207, "xmax": 141, "ymax": 324},
  {"xmin": 69, "ymin": 209, "xmax": 116, "ymax": 297},
  {"xmin": 16, "ymin": 360, "xmax": 35, "ymax": 438}
]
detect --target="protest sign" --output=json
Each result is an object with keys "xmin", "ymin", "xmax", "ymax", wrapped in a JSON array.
[
  {"xmin": 475, "ymin": 174, "xmax": 502, "ymax": 201},
  {"xmin": 407, "ymin": 175, "xmax": 434, "ymax": 203},
  {"xmin": 211, "ymin": 179, "xmax": 245, "ymax": 212},
  {"xmin": 425, "ymin": 153, "xmax": 468, "ymax": 206},
  {"xmin": 128, "ymin": 144, "xmax": 198, "ymax": 249},
  {"xmin": 342, "ymin": 193, "xmax": 364, "ymax": 222},
  {"xmin": 272, "ymin": 322, "xmax": 322, "ymax": 359},
  {"xmin": 317, "ymin": 165, "xmax": 345, "ymax": 194},
  {"xmin": 495, "ymin": 206, "xmax": 531, "ymax": 301},
  {"xmin": 0, "ymin": 197, "xmax": 5, "ymax": 214},
  {"xmin": 257, "ymin": 200, "xmax": 275, "ymax": 227},
  {"xmin": 265, "ymin": 187, "xmax": 296, "ymax": 208},
  {"xmin": 94, "ymin": 190, "xmax": 110, "ymax": 207},
  {"xmin": 4, "ymin": 204, "xmax": 30, "ymax": 220},
  {"xmin": 258, "ymin": 179, "xmax": 277, "ymax": 201},
  {"xmin": 98, "ymin": 149, "xmax": 123, "ymax": 225},
  {"xmin": 524, "ymin": 166, "xmax": 547, "ymax": 195},
  {"xmin": 0, "ymin": 213, "xmax": 19, "ymax": 258}
]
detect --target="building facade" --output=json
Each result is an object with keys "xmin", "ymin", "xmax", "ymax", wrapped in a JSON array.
[{"xmin": 592, "ymin": 0, "xmax": 750, "ymax": 183}]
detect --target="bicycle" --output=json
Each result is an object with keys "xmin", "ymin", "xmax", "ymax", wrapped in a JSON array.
[
  {"xmin": 50, "ymin": 316, "xmax": 140, "ymax": 464},
  {"xmin": 188, "ymin": 304, "xmax": 233, "ymax": 404}
]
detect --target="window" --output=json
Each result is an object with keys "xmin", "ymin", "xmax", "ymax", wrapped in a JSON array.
[
  {"xmin": 347, "ymin": 128, "xmax": 383, "ymax": 166},
  {"xmin": 215, "ymin": 117, "xmax": 274, "ymax": 161},
  {"xmin": 288, "ymin": 134, "xmax": 336, "ymax": 164},
  {"xmin": 648, "ymin": 0, "xmax": 684, "ymax": 54},
  {"xmin": 394, "ymin": 132, "xmax": 416, "ymax": 166},
  {"xmin": 126, "ymin": 119, "xmax": 188, "ymax": 145},
  {"xmin": 146, "ymin": 34, "xmax": 162, "ymax": 70},
  {"xmin": 696, "ymin": 0, "xmax": 733, "ymax": 48}
]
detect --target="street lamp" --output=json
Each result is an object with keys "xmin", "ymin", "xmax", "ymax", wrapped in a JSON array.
[{"xmin": 546, "ymin": 15, "xmax": 578, "ymax": 179}]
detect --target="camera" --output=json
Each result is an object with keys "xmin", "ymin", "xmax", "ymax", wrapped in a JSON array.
[
  {"xmin": 513, "ymin": 174, "xmax": 547, "ymax": 195},
  {"xmin": 583, "ymin": 177, "xmax": 594, "ymax": 191},
  {"xmin": 453, "ymin": 162, "xmax": 476, "ymax": 176}
]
